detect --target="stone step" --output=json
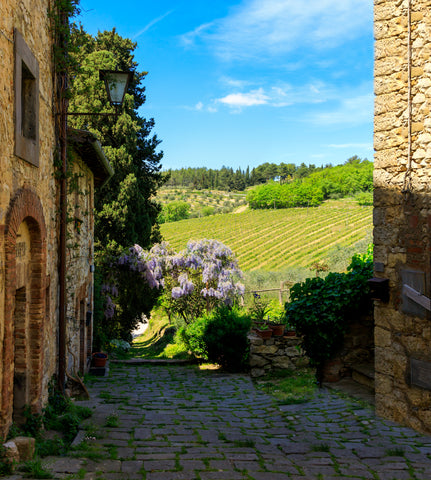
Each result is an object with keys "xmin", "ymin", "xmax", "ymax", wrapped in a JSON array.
[
  {"xmin": 323, "ymin": 377, "xmax": 375, "ymax": 405},
  {"xmin": 351, "ymin": 363, "xmax": 375, "ymax": 390}
]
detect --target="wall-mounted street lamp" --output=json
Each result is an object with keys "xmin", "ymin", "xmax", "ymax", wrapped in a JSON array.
[
  {"xmin": 66, "ymin": 69, "xmax": 133, "ymax": 117},
  {"xmin": 100, "ymin": 70, "xmax": 133, "ymax": 110}
]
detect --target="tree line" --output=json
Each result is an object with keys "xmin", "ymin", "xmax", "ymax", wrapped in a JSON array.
[
  {"xmin": 247, "ymin": 158, "xmax": 373, "ymax": 209},
  {"xmin": 164, "ymin": 156, "xmax": 371, "ymax": 193}
]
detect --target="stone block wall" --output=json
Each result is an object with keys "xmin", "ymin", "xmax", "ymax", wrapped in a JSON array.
[
  {"xmin": 249, "ymin": 333, "xmax": 309, "ymax": 378},
  {"xmin": 65, "ymin": 153, "xmax": 95, "ymax": 376},
  {"xmin": 0, "ymin": 0, "xmax": 59, "ymax": 438},
  {"xmin": 374, "ymin": 0, "xmax": 431, "ymax": 433}
]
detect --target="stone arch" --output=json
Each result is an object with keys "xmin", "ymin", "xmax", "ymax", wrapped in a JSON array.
[{"xmin": 1, "ymin": 187, "xmax": 47, "ymax": 436}]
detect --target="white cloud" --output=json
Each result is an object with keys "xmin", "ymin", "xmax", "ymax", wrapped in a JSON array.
[
  {"xmin": 309, "ymin": 93, "xmax": 373, "ymax": 126},
  {"xmin": 181, "ymin": 0, "xmax": 372, "ymax": 61},
  {"xmin": 218, "ymin": 88, "xmax": 269, "ymax": 108},
  {"xmin": 328, "ymin": 143, "xmax": 373, "ymax": 150},
  {"xmin": 213, "ymin": 81, "xmax": 332, "ymax": 112}
]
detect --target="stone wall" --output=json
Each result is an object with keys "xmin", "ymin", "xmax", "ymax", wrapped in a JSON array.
[
  {"xmin": 249, "ymin": 333, "xmax": 309, "ymax": 378},
  {"xmin": 374, "ymin": 0, "xmax": 431, "ymax": 433},
  {"xmin": 323, "ymin": 314, "xmax": 374, "ymax": 383},
  {"xmin": 65, "ymin": 152, "xmax": 95, "ymax": 376},
  {"xmin": 0, "ymin": 0, "xmax": 59, "ymax": 438}
]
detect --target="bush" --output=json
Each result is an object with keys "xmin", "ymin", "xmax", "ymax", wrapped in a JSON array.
[
  {"xmin": 178, "ymin": 316, "xmax": 209, "ymax": 360},
  {"xmin": 284, "ymin": 247, "xmax": 373, "ymax": 379},
  {"xmin": 204, "ymin": 306, "xmax": 252, "ymax": 372},
  {"xmin": 181, "ymin": 306, "xmax": 252, "ymax": 371}
]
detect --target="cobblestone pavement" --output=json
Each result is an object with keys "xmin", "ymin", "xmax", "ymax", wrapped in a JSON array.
[{"xmin": 38, "ymin": 364, "xmax": 431, "ymax": 479}]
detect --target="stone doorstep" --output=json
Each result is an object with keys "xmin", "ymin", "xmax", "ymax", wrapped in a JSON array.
[
  {"xmin": 351, "ymin": 362, "xmax": 375, "ymax": 390},
  {"xmin": 323, "ymin": 378, "xmax": 375, "ymax": 405}
]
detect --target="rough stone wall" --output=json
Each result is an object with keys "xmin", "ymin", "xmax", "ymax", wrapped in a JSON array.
[
  {"xmin": 374, "ymin": 0, "xmax": 431, "ymax": 433},
  {"xmin": 65, "ymin": 153, "xmax": 94, "ymax": 375},
  {"xmin": 249, "ymin": 333, "xmax": 309, "ymax": 378},
  {"xmin": 0, "ymin": 0, "xmax": 58, "ymax": 438}
]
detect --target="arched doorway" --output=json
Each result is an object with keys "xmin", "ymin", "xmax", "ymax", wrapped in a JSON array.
[{"xmin": 1, "ymin": 188, "xmax": 47, "ymax": 437}]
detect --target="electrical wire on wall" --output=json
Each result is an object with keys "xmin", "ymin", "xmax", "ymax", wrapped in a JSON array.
[{"xmin": 402, "ymin": 0, "xmax": 413, "ymax": 196}]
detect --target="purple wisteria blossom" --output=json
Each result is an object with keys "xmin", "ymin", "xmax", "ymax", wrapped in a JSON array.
[{"xmin": 101, "ymin": 239, "xmax": 244, "ymax": 323}]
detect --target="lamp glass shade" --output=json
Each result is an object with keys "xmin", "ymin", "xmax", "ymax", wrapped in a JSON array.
[{"xmin": 100, "ymin": 70, "xmax": 132, "ymax": 106}]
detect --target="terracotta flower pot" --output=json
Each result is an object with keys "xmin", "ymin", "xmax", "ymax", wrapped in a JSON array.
[
  {"xmin": 269, "ymin": 324, "xmax": 285, "ymax": 336},
  {"xmin": 92, "ymin": 352, "xmax": 108, "ymax": 367},
  {"xmin": 255, "ymin": 328, "xmax": 273, "ymax": 339}
]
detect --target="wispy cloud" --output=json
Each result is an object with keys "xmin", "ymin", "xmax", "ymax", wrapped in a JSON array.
[
  {"xmin": 134, "ymin": 10, "xmax": 173, "ymax": 39},
  {"xmin": 328, "ymin": 143, "xmax": 373, "ymax": 150},
  {"xmin": 309, "ymin": 93, "xmax": 373, "ymax": 127},
  {"xmin": 212, "ymin": 81, "xmax": 332, "ymax": 112},
  {"xmin": 180, "ymin": 0, "xmax": 372, "ymax": 61}
]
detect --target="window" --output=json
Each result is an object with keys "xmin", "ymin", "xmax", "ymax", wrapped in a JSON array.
[{"xmin": 14, "ymin": 29, "xmax": 39, "ymax": 166}]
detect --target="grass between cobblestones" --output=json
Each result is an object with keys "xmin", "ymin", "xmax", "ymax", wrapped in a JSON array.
[{"xmin": 254, "ymin": 368, "xmax": 318, "ymax": 405}]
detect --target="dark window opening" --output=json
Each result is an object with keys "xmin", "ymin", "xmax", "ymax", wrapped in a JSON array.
[{"xmin": 21, "ymin": 62, "xmax": 36, "ymax": 141}]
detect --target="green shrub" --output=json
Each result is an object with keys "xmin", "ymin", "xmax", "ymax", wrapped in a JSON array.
[
  {"xmin": 201, "ymin": 206, "xmax": 215, "ymax": 216},
  {"xmin": 204, "ymin": 306, "xmax": 252, "ymax": 372},
  {"xmin": 36, "ymin": 438, "xmax": 66, "ymax": 457},
  {"xmin": 180, "ymin": 306, "xmax": 252, "ymax": 371},
  {"xmin": 355, "ymin": 191, "xmax": 373, "ymax": 206},
  {"xmin": 178, "ymin": 316, "xmax": 209, "ymax": 360},
  {"xmin": 284, "ymin": 247, "xmax": 373, "ymax": 379},
  {"xmin": 0, "ymin": 445, "xmax": 14, "ymax": 476}
]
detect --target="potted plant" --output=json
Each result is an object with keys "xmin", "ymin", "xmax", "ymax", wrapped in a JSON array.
[
  {"xmin": 92, "ymin": 352, "xmax": 108, "ymax": 367},
  {"xmin": 267, "ymin": 314, "xmax": 286, "ymax": 336},
  {"xmin": 283, "ymin": 317, "xmax": 296, "ymax": 336},
  {"xmin": 254, "ymin": 323, "xmax": 273, "ymax": 339}
]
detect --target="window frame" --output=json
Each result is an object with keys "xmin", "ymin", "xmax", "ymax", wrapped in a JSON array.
[{"xmin": 14, "ymin": 29, "xmax": 40, "ymax": 167}]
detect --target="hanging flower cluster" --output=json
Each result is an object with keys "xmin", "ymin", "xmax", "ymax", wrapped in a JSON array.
[{"xmin": 101, "ymin": 239, "xmax": 244, "ymax": 323}]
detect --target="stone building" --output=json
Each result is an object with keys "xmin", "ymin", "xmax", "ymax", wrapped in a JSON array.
[
  {"xmin": 374, "ymin": 0, "xmax": 431, "ymax": 433},
  {"xmin": 0, "ymin": 1, "xmax": 112, "ymax": 439}
]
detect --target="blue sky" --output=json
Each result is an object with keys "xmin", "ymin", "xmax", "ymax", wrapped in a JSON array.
[{"xmin": 78, "ymin": 0, "xmax": 374, "ymax": 171}]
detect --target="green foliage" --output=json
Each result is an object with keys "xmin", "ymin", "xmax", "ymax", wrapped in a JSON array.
[
  {"xmin": 247, "ymin": 159, "xmax": 373, "ymax": 210},
  {"xmin": 22, "ymin": 407, "xmax": 43, "ymax": 438},
  {"xmin": 355, "ymin": 191, "xmax": 373, "ymax": 206},
  {"xmin": 69, "ymin": 27, "xmax": 165, "ymax": 342},
  {"xmin": 42, "ymin": 382, "xmax": 93, "ymax": 447},
  {"xmin": 256, "ymin": 368, "xmax": 317, "ymax": 404},
  {"xmin": 0, "ymin": 445, "xmax": 14, "ymax": 476},
  {"xmin": 177, "ymin": 316, "xmax": 209, "ymax": 360},
  {"xmin": 181, "ymin": 307, "xmax": 251, "ymax": 371},
  {"xmin": 284, "ymin": 248, "xmax": 373, "ymax": 374},
  {"xmin": 36, "ymin": 438, "xmax": 66, "ymax": 457},
  {"xmin": 104, "ymin": 413, "xmax": 119, "ymax": 428},
  {"xmin": 20, "ymin": 459, "xmax": 53, "ymax": 479},
  {"xmin": 248, "ymin": 293, "xmax": 271, "ymax": 322},
  {"xmin": 158, "ymin": 201, "xmax": 191, "ymax": 223},
  {"xmin": 201, "ymin": 206, "xmax": 215, "ymax": 217},
  {"xmin": 204, "ymin": 307, "xmax": 252, "ymax": 371}
]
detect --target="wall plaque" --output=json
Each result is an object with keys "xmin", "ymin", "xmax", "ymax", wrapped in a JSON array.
[{"xmin": 411, "ymin": 358, "xmax": 431, "ymax": 391}]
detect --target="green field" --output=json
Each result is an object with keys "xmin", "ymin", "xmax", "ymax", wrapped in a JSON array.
[{"xmin": 160, "ymin": 199, "xmax": 372, "ymax": 272}]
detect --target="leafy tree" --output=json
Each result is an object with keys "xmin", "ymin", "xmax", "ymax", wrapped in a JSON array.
[
  {"xmin": 284, "ymin": 247, "xmax": 373, "ymax": 383},
  {"xmin": 69, "ymin": 27, "xmax": 165, "ymax": 258},
  {"xmin": 158, "ymin": 201, "xmax": 190, "ymax": 223},
  {"xmin": 68, "ymin": 27, "xmax": 165, "ymax": 341}
]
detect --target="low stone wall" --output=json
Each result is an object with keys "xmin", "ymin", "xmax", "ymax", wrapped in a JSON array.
[{"xmin": 249, "ymin": 333, "xmax": 309, "ymax": 378}]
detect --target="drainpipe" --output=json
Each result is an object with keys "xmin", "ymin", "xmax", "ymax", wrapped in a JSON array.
[
  {"xmin": 57, "ymin": 9, "xmax": 69, "ymax": 393},
  {"xmin": 403, "ymin": 0, "xmax": 413, "ymax": 194}
]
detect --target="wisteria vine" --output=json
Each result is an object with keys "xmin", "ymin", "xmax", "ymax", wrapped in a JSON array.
[{"xmin": 102, "ymin": 239, "xmax": 244, "ymax": 323}]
